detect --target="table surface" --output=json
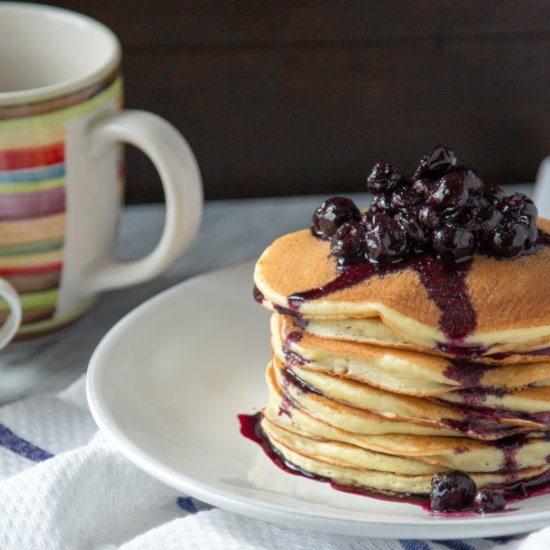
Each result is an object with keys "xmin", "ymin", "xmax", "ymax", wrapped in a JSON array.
[{"xmin": 0, "ymin": 185, "xmax": 532, "ymax": 404}]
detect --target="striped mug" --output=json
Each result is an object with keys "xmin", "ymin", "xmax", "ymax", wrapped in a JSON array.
[{"xmin": 0, "ymin": 3, "xmax": 203, "ymax": 342}]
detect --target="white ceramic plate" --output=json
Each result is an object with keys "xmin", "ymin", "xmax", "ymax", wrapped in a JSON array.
[{"xmin": 87, "ymin": 261, "xmax": 550, "ymax": 539}]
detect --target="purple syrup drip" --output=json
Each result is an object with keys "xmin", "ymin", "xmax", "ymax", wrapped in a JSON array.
[
  {"xmin": 443, "ymin": 360, "xmax": 500, "ymax": 387},
  {"xmin": 451, "ymin": 387, "xmax": 506, "ymax": 407},
  {"xmin": 293, "ymin": 317, "xmax": 309, "ymax": 330},
  {"xmin": 436, "ymin": 343, "xmax": 492, "ymax": 359},
  {"xmin": 253, "ymin": 285, "xmax": 264, "ymax": 304},
  {"xmin": 277, "ymin": 398, "xmax": 292, "ymax": 419},
  {"xmin": 439, "ymin": 395, "xmax": 550, "ymax": 432},
  {"xmin": 238, "ymin": 413, "xmax": 428, "ymax": 506},
  {"xmin": 282, "ymin": 331, "xmax": 309, "ymax": 366},
  {"xmin": 489, "ymin": 347, "xmax": 550, "ymax": 361},
  {"xmin": 282, "ymin": 367, "xmax": 322, "ymax": 396},
  {"xmin": 492, "ymin": 434, "xmax": 528, "ymax": 472},
  {"xmin": 440, "ymin": 417, "xmax": 521, "ymax": 440},
  {"xmin": 412, "ymin": 256, "xmax": 475, "ymax": 341},
  {"xmin": 287, "ymin": 254, "xmax": 477, "ymax": 342}
]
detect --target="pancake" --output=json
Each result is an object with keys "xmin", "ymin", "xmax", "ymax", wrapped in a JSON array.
[
  {"xmin": 254, "ymin": 219, "xmax": 550, "ymax": 357},
  {"xmin": 273, "ymin": 315, "xmax": 550, "ymax": 396},
  {"xmin": 250, "ymin": 184, "xmax": 550, "ymax": 504},
  {"xmin": 303, "ymin": 317, "xmax": 550, "ymax": 364},
  {"xmin": 264, "ymin": 385, "xmax": 550, "ymax": 473},
  {"xmin": 261, "ymin": 416, "xmax": 550, "ymax": 498}
]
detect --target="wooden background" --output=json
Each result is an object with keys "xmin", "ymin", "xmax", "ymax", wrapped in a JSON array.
[{"xmin": 38, "ymin": 1, "xmax": 550, "ymax": 202}]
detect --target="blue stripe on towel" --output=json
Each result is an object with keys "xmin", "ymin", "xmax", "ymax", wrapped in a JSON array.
[
  {"xmin": 399, "ymin": 541, "xmax": 432, "ymax": 550},
  {"xmin": 176, "ymin": 497, "xmax": 198, "ymax": 514},
  {"xmin": 0, "ymin": 424, "xmax": 53, "ymax": 461}
]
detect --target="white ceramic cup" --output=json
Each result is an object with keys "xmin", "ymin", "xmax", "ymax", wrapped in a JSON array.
[{"xmin": 0, "ymin": 3, "xmax": 203, "ymax": 342}]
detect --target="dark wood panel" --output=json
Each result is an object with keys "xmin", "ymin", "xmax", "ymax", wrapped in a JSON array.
[
  {"xmin": 43, "ymin": 1, "xmax": 550, "ymax": 46},
  {"xmin": 29, "ymin": 1, "xmax": 550, "ymax": 201},
  {"xmin": 122, "ymin": 38, "xmax": 549, "ymax": 201}
]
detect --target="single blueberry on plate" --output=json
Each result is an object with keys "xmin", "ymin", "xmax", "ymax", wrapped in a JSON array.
[
  {"xmin": 430, "ymin": 472, "xmax": 477, "ymax": 512},
  {"xmin": 473, "ymin": 489, "xmax": 506, "ymax": 514}
]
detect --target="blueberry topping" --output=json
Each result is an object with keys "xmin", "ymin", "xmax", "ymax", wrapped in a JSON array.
[
  {"xmin": 491, "ymin": 221, "xmax": 528, "ymax": 257},
  {"xmin": 428, "ymin": 172, "xmax": 469, "ymax": 210},
  {"xmin": 390, "ymin": 187, "xmax": 422, "ymax": 210},
  {"xmin": 370, "ymin": 192, "xmax": 393, "ymax": 213},
  {"xmin": 474, "ymin": 203, "xmax": 503, "ymax": 239},
  {"xmin": 413, "ymin": 145, "xmax": 458, "ymax": 180},
  {"xmin": 311, "ymin": 197, "xmax": 362, "ymax": 239},
  {"xmin": 433, "ymin": 225, "xmax": 475, "ymax": 261},
  {"xmin": 365, "ymin": 213, "xmax": 407, "ymax": 262},
  {"xmin": 395, "ymin": 211, "xmax": 427, "ymax": 244},
  {"xmin": 473, "ymin": 489, "xmax": 506, "ymax": 514},
  {"xmin": 418, "ymin": 205, "xmax": 441, "ymax": 229},
  {"xmin": 313, "ymin": 146, "xmax": 541, "ymax": 264},
  {"xmin": 412, "ymin": 178, "xmax": 436, "ymax": 197},
  {"xmin": 430, "ymin": 472, "xmax": 477, "ymax": 512},
  {"xmin": 366, "ymin": 161, "xmax": 406, "ymax": 194},
  {"xmin": 330, "ymin": 222, "xmax": 366, "ymax": 260},
  {"xmin": 461, "ymin": 169, "xmax": 484, "ymax": 196}
]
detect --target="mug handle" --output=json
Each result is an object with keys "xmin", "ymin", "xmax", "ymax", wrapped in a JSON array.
[
  {"xmin": 81, "ymin": 110, "xmax": 203, "ymax": 296},
  {"xmin": 0, "ymin": 279, "xmax": 22, "ymax": 348}
]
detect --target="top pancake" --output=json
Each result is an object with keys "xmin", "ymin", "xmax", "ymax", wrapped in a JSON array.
[{"xmin": 254, "ymin": 219, "xmax": 550, "ymax": 352}]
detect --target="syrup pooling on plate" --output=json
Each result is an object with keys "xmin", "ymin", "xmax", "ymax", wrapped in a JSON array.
[{"xmin": 248, "ymin": 144, "xmax": 550, "ymax": 515}]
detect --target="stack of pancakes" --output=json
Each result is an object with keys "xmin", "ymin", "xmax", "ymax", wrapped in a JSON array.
[{"xmin": 253, "ymin": 220, "xmax": 550, "ymax": 499}]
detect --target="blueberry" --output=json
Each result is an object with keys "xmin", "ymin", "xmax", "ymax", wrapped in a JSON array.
[
  {"xmin": 412, "ymin": 178, "xmax": 436, "ymax": 198},
  {"xmin": 484, "ymin": 183, "xmax": 506, "ymax": 202},
  {"xmin": 461, "ymin": 169, "xmax": 484, "ymax": 196},
  {"xmin": 391, "ymin": 188, "xmax": 422, "ymax": 210},
  {"xmin": 473, "ymin": 203, "xmax": 503, "ymax": 240},
  {"xmin": 395, "ymin": 211, "xmax": 427, "ymax": 244},
  {"xmin": 491, "ymin": 221, "xmax": 528, "ymax": 257},
  {"xmin": 366, "ymin": 161, "xmax": 406, "ymax": 194},
  {"xmin": 365, "ymin": 213, "xmax": 407, "ymax": 262},
  {"xmin": 427, "ymin": 172, "xmax": 469, "ymax": 210},
  {"xmin": 522, "ymin": 196, "xmax": 538, "ymax": 219},
  {"xmin": 517, "ymin": 214, "xmax": 539, "ymax": 247},
  {"xmin": 430, "ymin": 472, "xmax": 477, "ymax": 512},
  {"xmin": 330, "ymin": 222, "xmax": 366, "ymax": 260},
  {"xmin": 311, "ymin": 197, "xmax": 362, "ymax": 239},
  {"xmin": 418, "ymin": 205, "xmax": 441, "ymax": 229},
  {"xmin": 433, "ymin": 225, "xmax": 475, "ymax": 261},
  {"xmin": 370, "ymin": 192, "xmax": 393, "ymax": 213},
  {"xmin": 413, "ymin": 145, "xmax": 458, "ymax": 180},
  {"xmin": 473, "ymin": 489, "xmax": 506, "ymax": 514},
  {"xmin": 496, "ymin": 193, "xmax": 529, "ymax": 217}
]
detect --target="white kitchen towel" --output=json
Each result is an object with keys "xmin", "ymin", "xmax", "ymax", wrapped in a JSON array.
[{"xmin": 0, "ymin": 376, "xmax": 544, "ymax": 550}]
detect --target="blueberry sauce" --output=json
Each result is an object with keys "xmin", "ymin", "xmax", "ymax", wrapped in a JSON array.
[
  {"xmin": 288, "ymin": 253, "xmax": 477, "ymax": 343},
  {"xmin": 488, "ymin": 347, "xmax": 550, "ymax": 361},
  {"xmin": 253, "ymin": 285, "xmax": 264, "ymax": 304},
  {"xmin": 492, "ymin": 434, "xmax": 528, "ymax": 473},
  {"xmin": 292, "ymin": 317, "xmax": 309, "ymax": 330},
  {"xmin": 451, "ymin": 387, "xmax": 506, "ymax": 407},
  {"xmin": 437, "ymin": 343, "xmax": 492, "ymax": 359},
  {"xmin": 281, "ymin": 367, "xmax": 322, "ymax": 396},
  {"xmin": 282, "ymin": 331, "xmax": 308, "ymax": 366},
  {"xmin": 443, "ymin": 360, "xmax": 500, "ymax": 387},
  {"xmin": 440, "ymin": 417, "xmax": 522, "ymax": 440},
  {"xmin": 440, "ymin": 398, "xmax": 550, "ymax": 433}
]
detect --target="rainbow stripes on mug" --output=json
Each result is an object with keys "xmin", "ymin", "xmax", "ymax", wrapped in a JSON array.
[
  {"xmin": 0, "ymin": 129, "xmax": 66, "ymax": 325},
  {"xmin": 0, "ymin": 73, "xmax": 122, "ymax": 340}
]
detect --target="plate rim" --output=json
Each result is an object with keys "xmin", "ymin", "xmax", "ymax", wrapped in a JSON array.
[{"xmin": 86, "ymin": 261, "xmax": 550, "ymax": 540}]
